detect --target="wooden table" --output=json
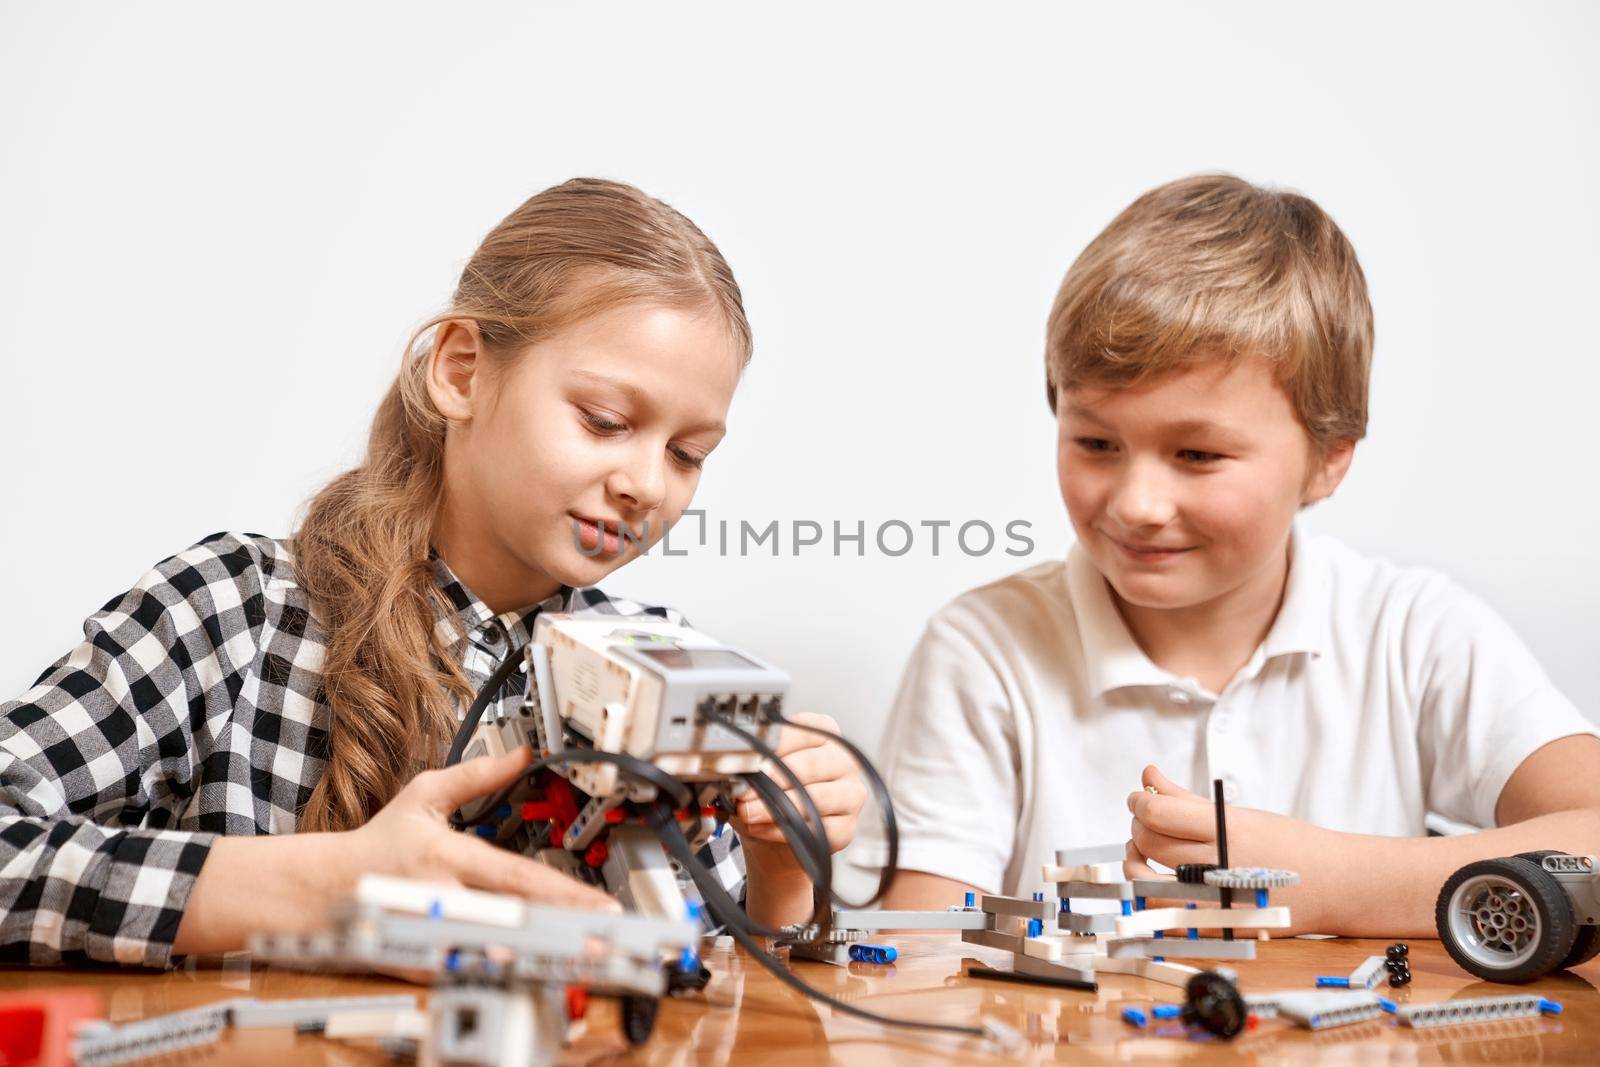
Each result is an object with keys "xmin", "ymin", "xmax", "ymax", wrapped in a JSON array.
[{"xmin": 5, "ymin": 934, "xmax": 1598, "ymax": 1064}]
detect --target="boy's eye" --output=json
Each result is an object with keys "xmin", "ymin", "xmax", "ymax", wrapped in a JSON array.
[
  {"xmin": 1073, "ymin": 437, "xmax": 1116, "ymax": 454},
  {"xmin": 1178, "ymin": 449, "xmax": 1225, "ymax": 464},
  {"xmin": 579, "ymin": 408, "xmax": 626, "ymax": 434}
]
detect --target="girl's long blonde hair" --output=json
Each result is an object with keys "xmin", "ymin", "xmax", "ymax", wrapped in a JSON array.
[{"xmin": 294, "ymin": 178, "xmax": 752, "ymax": 833}]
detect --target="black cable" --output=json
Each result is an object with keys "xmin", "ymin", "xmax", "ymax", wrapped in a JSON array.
[
  {"xmin": 700, "ymin": 708, "xmax": 833, "ymax": 930},
  {"xmin": 740, "ymin": 772, "xmax": 830, "ymax": 887},
  {"xmin": 445, "ymin": 641, "xmax": 527, "ymax": 767},
  {"xmin": 650, "ymin": 801, "xmax": 990, "ymax": 1043},
  {"xmin": 642, "ymin": 803, "xmax": 795, "ymax": 940},
  {"xmin": 761, "ymin": 710, "xmax": 900, "ymax": 909}
]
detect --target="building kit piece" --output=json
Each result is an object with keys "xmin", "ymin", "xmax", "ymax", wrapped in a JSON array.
[
  {"xmin": 831, "ymin": 909, "xmax": 990, "ymax": 931},
  {"xmin": 1395, "ymin": 994, "xmax": 1562, "ymax": 1029},
  {"xmin": 1108, "ymin": 937, "xmax": 1256, "ymax": 961},
  {"xmin": 0, "ymin": 988, "xmax": 102, "ymax": 1067},
  {"xmin": 71, "ymin": 999, "xmax": 240, "ymax": 1066},
  {"xmin": 228, "ymin": 994, "xmax": 421, "ymax": 1029},
  {"xmin": 1113, "ymin": 906, "xmax": 1291, "ymax": 938},
  {"xmin": 251, "ymin": 873, "xmax": 698, "ymax": 1063},
  {"xmin": 1270, "ymin": 990, "xmax": 1384, "ymax": 1030},
  {"xmin": 1436, "ymin": 851, "xmax": 1600, "ymax": 983}
]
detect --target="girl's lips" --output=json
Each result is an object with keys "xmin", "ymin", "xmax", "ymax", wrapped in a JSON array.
[{"xmin": 571, "ymin": 515, "xmax": 623, "ymax": 554}]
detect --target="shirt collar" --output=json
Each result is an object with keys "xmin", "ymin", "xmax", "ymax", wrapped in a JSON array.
[
  {"xmin": 429, "ymin": 551, "xmax": 579, "ymax": 651},
  {"xmin": 1067, "ymin": 522, "xmax": 1328, "ymax": 698}
]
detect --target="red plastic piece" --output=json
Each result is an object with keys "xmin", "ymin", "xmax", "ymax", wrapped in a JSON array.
[
  {"xmin": 701, "ymin": 806, "xmax": 717, "ymax": 817},
  {"xmin": 1246, "ymin": 1013, "xmax": 1259, "ymax": 1031},
  {"xmin": 603, "ymin": 809, "xmax": 626, "ymax": 824},
  {"xmin": 520, "ymin": 771, "xmax": 581, "ymax": 843},
  {"xmin": 584, "ymin": 840, "xmax": 609, "ymax": 867},
  {"xmin": 565, "ymin": 985, "xmax": 589, "ymax": 1021},
  {"xmin": 0, "ymin": 988, "xmax": 104, "ymax": 1067}
]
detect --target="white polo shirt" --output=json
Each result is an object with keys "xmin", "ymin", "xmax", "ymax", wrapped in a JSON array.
[{"xmin": 857, "ymin": 526, "xmax": 1597, "ymax": 897}]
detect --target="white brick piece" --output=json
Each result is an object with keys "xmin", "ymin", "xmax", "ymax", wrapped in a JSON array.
[
  {"xmin": 979, "ymin": 895, "xmax": 1058, "ymax": 921},
  {"xmin": 1010, "ymin": 952, "xmax": 1099, "ymax": 985},
  {"xmin": 1348, "ymin": 955, "xmax": 1386, "ymax": 991},
  {"xmin": 1057, "ymin": 911, "xmax": 1118, "ymax": 935},
  {"xmin": 1058, "ymin": 880, "xmax": 1135, "ymax": 901},
  {"xmin": 1021, "ymin": 934, "xmax": 1099, "ymax": 962},
  {"xmin": 229, "ymin": 996, "xmax": 420, "ymax": 1029},
  {"xmin": 1396, "ymin": 995, "xmax": 1553, "ymax": 1029},
  {"xmin": 1274, "ymin": 991, "xmax": 1383, "ymax": 1030},
  {"xmin": 961, "ymin": 928, "xmax": 1026, "ymax": 953},
  {"xmin": 1114, "ymin": 906, "xmax": 1290, "ymax": 938},
  {"xmin": 1041, "ymin": 861, "xmax": 1126, "ymax": 884},
  {"xmin": 833, "ymin": 909, "xmax": 989, "ymax": 931},
  {"xmin": 1054, "ymin": 844, "xmax": 1127, "ymax": 867},
  {"xmin": 1105, "ymin": 936, "xmax": 1256, "ymax": 960}
]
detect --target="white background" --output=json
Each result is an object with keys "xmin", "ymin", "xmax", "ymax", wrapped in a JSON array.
[{"xmin": 3, "ymin": 1, "xmax": 1597, "ymax": 766}]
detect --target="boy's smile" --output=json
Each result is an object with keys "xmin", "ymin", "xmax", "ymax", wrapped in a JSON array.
[{"xmin": 1057, "ymin": 356, "xmax": 1353, "ymax": 628}]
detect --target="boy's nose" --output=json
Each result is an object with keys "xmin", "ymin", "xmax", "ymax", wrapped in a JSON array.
[{"xmin": 1106, "ymin": 462, "xmax": 1177, "ymax": 529}]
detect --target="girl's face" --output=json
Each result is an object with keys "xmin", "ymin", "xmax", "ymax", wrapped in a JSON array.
[{"xmin": 430, "ymin": 302, "xmax": 742, "ymax": 613}]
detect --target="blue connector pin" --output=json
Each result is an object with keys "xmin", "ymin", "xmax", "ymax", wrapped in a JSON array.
[
  {"xmin": 1121, "ymin": 1007, "xmax": 1149, "ymax": 1028},
  {"xmin": 1316, "ymin": 976, "xmax": 1351, "ymax": 988}
]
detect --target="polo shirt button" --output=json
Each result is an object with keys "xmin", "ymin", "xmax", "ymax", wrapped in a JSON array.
[
  {"xmin": 1221, "ymin": 778, "xmax": 1239, "ymax": 802},
  {"xmin": 1169, "ymin": 688, "xmax": 1190, "ymax": 705},
  {"xmin": 484, "ymin": 624, "xmax": 503, "ymax": 646}
]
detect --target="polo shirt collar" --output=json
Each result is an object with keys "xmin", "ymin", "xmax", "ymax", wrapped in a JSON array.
[{"xmin": 1067, "ymin": 522, "xmax": 1329, "ymax": 698}]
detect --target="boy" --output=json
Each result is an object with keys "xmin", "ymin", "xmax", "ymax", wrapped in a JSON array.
[{"xmin": 868, "ymin": 174, "xmax": 1600, "ymax": 938}]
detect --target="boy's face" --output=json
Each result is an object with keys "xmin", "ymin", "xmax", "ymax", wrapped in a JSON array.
[{"xmin": 1057, "ymin": 357, "xmax": 1352, "ymax": 614}]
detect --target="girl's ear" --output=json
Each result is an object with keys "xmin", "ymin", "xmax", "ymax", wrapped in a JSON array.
[
  {"xmin": 1302, "ymin": 437, "xmax": 1356, "ymax": 507},
  {"xmin": 426, "ymin": 319, "xmax": 485, "ymax": 422}
]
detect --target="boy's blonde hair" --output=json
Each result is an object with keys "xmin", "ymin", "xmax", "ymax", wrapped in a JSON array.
[{"xmin": 1045, "ymin": 173, "xmax": 1373, "ymax": 451}]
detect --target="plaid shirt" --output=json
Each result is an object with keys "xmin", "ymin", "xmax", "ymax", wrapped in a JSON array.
[{"xmin": 0, "ymin": 532, "xmax": 744, "ymax": 967}]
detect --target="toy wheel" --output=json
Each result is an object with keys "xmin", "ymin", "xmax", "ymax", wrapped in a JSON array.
[
  {"xmin": 1560, "ymin": 925, "xmax": 1600, "ymax": 970},
  {"xmin": 1514, "ymin": 850, "xmax": 1564, "ymax": 862},
  {"xmin": 620, "ymin": 994, "xmax": 660, "ymax": 1046},
  {"xmin": 1436, "ymin": 857, "xmax": 1576, "ymax": 983},
  {"xmin": 1182, "ymin": 970, "xmax": 1247, "ymax": 1039}
]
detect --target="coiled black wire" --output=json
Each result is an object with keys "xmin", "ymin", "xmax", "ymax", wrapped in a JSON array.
[{"xmin": 446, "ymin": 641, "xmax": 989, "ymax": 1043}]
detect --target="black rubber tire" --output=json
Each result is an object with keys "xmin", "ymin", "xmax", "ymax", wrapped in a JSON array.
[
  {"xmin": 620, "ymin": 994, "xmax": 660, "ymax": 1046},
  {"xmin": 1560, "ymin": 924, "xmax": 1600, "ymax": 970},
  {"xmin": 1436, "ymin": 857, "xmax": 1577, "ymax": 983},
  {"xmin": 1514, "ymin": 850, "xmax": 1565, "ymax": 863}
]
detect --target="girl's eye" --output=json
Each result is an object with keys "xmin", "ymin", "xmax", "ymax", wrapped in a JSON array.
[
  {"xmin": 1179, "ymin": 449, "xmax": 1225, "ymax": 464},
  {"xmin": 1074, "ymin": 437, "xmax": 1115, "ymax": 454},
  {"xmin": 579, "ymin": 408, "xmax": 626, "ymax": 434},
  {"xmin": 670, "ymin": 446, "xmax": 706, "ymax": 471}
]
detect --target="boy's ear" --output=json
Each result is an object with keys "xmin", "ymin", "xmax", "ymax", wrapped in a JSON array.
[
  {"xmin": 1303, "ymin": 438, "xmax": 1356, "ymax": 507},
  {"xmin": 426, "ymin": 319, "xmax": 484, "ymax": 422}
]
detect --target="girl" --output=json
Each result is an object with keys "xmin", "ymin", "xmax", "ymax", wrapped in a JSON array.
[{"xmin": 0, "ymin": 178, "xmax": 864, "ymax": 967}]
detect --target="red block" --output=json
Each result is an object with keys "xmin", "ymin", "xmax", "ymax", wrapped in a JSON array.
[{"xmin": 0, "ymin": 988, "xmax": 104, "ymax": 1067}]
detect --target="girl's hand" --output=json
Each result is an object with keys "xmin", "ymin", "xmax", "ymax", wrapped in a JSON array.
[
  {"xmin": 1124, "ymin": 764, "xmax": 1335, "ymax": 933},
  {"xmin": 344, "ymin": 746, "xmax": 620, "ymax": 912},
  {"xmin": 732, "ymin": 712, "xmax": 867, "ymax": 852},
  {"xmin": 733, "ymin": 713, "xmax": 867, "ymax": 926}
]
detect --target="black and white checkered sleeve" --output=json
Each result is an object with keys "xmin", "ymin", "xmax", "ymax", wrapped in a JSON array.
[{"xmin": 0, "ymin": 537, "xmax": 265, "ymax": 966}]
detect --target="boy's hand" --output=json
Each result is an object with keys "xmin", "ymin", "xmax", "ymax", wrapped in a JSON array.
[{"xmin": 1124, "ymin": 764, "xmax": 1334, "ymax": 933}]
